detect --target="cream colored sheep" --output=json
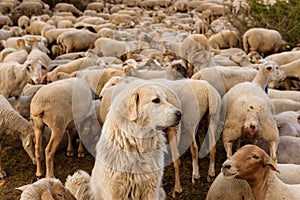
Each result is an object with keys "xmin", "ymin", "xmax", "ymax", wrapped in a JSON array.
[
  {"xmin": 25, "ymin": 20, "xmax": 49, "ymax": 35},
  {"xmin": 207, "ymin": 163, "xmax": 300, "ymax": 200},
  {"xmin": 222, "ymin": 61, "xmax": 282, "ymax": 161},
  {"xmin": 54, "ymin": 3, "xmax": 83, "ymax": 17},
  {"xmin": 280, "ymin": 58, "xmax": 300, "ymax": 80},
  {"xmin": 17, "ymin": 178, "xmax": 76, "ymax": 200},
  {"xmin": 208, "ymin": 30, "xmax": 241, "ymax": 50},
  {"xmin": 271, "ymin": 99, "xmax": 300, "ymax": 114},
  {"xmin": 243, "ymin": 28, "xmax": 288, "ymax": 54},
  {"xmin": 276, "ymin": 136, "xmax": 300, "ymax": 164},
  {"xmin": 222, "ymin": 144, "xmax": 300, "ymax": 200},
  {"xmin": 31, "ymin": 78, "xmax": 93, "ymax": 178},
  {"xmin": 74, "ymin": 67, "xmax": 124, "ymax": 96},
  {"xmin": 274, "ymin": 111, "xmax": 300, "ymax": 137},
  {"xmin": 2, "ymin": 38, "xmax": 28, "ymax": 64},
  {"xmin": 17, "ymin": 15, "xmax": 30, "ymax": 29},
  {"xmin": 43, "ymin": 28, "xmax": 77, "ymax": 45},
  {"xmin": 57, "ymin": 20, "xmax": 74, "ymax": 29},
  {"xmin": 86, "ymin": 2, "xmax": 104, "ymax": 12},
  {"xmin": 265, "ymin": 51, "xmax": 300, "ymax": 65},
  {"xmin": 123, "ymin": 59, "xmax": 185, "ymax": 80},
  {"xmin": 0, "ymin": 95, "xmax": 35, "ymax": 179},
  {"xmin": 268, "ymin": 89, "xmax": 300, "ymax": 103},
  {"xmin": 0, "ymin": 15, "xmax": 13, "ymax": 27},
  {"xmin": 43, "ymin": 57, "xmax": 96, "ymax": 83},
  {"xmin": 191, "ymin": 66, "xmax": 257, "ymax": 97},
  {"xmin": 57, "ymin": 29, "xmax": 98, "ymax": 54},
  {"xmin": 0, "ymin": 61, "xmax": 44, "ymax": 110},
  {"xmin": 0, "ymin": 26, "xmax": 20, "ymax": 41}
]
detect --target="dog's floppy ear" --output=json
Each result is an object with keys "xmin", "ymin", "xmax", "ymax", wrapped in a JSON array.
[{"xmin": 119, "ymin": 92, "xmax": 139, "ymax": 121}]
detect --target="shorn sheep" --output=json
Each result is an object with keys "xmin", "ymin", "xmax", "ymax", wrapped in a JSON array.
[
  {"xmin": 0, "ymin": 95, "xmax": 35, "ymax": 179},
  {"xmin": 30, "ymin": 78, "xmax": 94, "ymax": 178},
  {"xmin": 243, "ymin": 28, "xmax": 288, "ymax": 55},
  {"xmin": 17, "ymin": 178, "xmax": 76, "ymax": 200},
  {"xmin": 206, "ymin": 163, "xmax": 300, "ymax": 200},
  {"xmin": 222, "ymin": 144, "xmax": 300, "ymax": 200},
  {"xmin": 221, "ymin": 61, "xmax": 283, "ymax": 161}
]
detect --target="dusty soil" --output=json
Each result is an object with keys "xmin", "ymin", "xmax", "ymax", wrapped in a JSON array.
[{"xmin": 0, "ymin": 132, "xmax": 227, "ymax": 200}]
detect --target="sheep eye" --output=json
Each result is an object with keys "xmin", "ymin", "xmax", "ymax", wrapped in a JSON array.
[
  {"xmin": 252, "ymin": 155, "xmax": 259, "ymax": 159},
  {"xmin": 152, "ymin": 98, "xmax": 160, "ymax": 104}
]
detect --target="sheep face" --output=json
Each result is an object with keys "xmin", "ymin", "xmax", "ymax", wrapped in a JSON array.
[
  {"xmin": 260, "ymin": 61, "xmax": 286, "ymax": 82},
  {"xmin": 21, "ymin": 133, "xmax": 35, "ymax": 165},
  {"xmin": 24, "ymin": 59, "xmax": 46, "ymax": 84},
  {"xmin": 221, "ymin": 145, "xmax": 279, "ymax": 180}
]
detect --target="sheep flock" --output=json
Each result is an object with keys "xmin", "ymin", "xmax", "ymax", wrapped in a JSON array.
[{"xmin": 0, "ymin": 0, "xmax": 299, "ymax": 199}]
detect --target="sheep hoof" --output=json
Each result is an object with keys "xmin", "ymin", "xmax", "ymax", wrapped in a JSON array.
[
  {"xmin": 67, "ymin": 151, "xmax": 75, "ymax": 157},
  {"xmin": 0, "ymin": 170, "xmax": 7, "ymax": 179},
  {"xmin": 206, "ymin": 175, "xmax": 215, "ymax": 183},
  {"xmin": 77, "ymin": 152, "xmax": 85, "ymax": 158},
  {"xmin": 172, "ymin": 185, "xmax": 183, "ymax": 198}
]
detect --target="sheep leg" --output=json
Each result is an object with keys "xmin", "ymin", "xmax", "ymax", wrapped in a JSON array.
[
  {"xmin": 224, "ymin": 140, "xmax": 233, "ymax": 158},
  {"xmin": 45, "ymin": 128, "xmax": 65, "ymax": 178},
  {"xmin": 66, "ymin": 129, "xmax": 75, "ymax": 157},
  {"xmin": 0, "ymin": 141, "xmax": 7, "ymax": 179},
  {"xmin": 207, "ymin": 145, "xmax": 216, "ymax": 182},
  {"xmin": 190, "ymin": 139, "xmax": 200, "ymax": 184},
  {"xmin": 166, "ymin": 127, "xmax": 182, "ymax": 197},
  {"xmin": 33, "ymin": 121, "xmax": 45, "ymax": 178},
  {"xmin": 269, "ymin": 140, "xmax": 278, "ymax": 161},
  {"xmin": 77, "ymin": 139, "xmax": 85, "ymax": 158}
]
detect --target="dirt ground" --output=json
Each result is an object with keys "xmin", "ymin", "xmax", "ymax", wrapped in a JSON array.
[{"xmin": 0, "ymin": 132, "xmax": 227, "ymax": 200}]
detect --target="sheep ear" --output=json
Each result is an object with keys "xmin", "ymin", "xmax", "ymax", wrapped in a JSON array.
[
  {"xmin": 16, "ymin": 184, "xmax": 31, "ymax": 191},
  {"xmin": 264, "ymin": 155, "xmax": 279, "ymax": 172}
]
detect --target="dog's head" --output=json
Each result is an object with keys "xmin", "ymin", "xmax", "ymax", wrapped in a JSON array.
[{"xmin": 116, "ymin": 83, "xmax": 182, "ymax": 135}]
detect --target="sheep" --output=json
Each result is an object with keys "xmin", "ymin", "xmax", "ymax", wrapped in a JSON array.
[
  {"xmin": 0, "ymin": 61, "xmax": 44, "ymax": 110},
  {"xmin": 191, "ymin": 66, "xmax": 258, "ymax": 97},
  {"xmin": 265, "ymin": 51, "xmax": 300, "ymax": 65},
  {"xmin": 207, "ymin": 163, "xmax": 300, "ymax": 200},
  {"xmin": 57, "ymin": 20, "xmax": 74, "ymax": 29},
  {"xmin": 208, "ymin": 30, "xmax": 241, "ymax": 50},
  {"xmin": 17, "ymin": 15, "xmax": 30, "ymax": 30},
  {"xmin": 276, "ymin": 136, "xmax": 300, "ymax": 164},
  {"xmin": 268, "ymin": 89, "xmax": 300, "ymax": 103},
  {"xmin": 74, "ymin": 68, "xmax": 124, "ymax": 96},
  {"xmin": 243, "ymin": 28, "xmax": 288, "ymax": 55},
  {"xmin": 31, "ymin": 78, "xmax": 94, "ymax": 178},
  {"xmin": 25, "ymin": 20, "xmax": 49, "ymax": 35},
  {"xmin": 274, "ymin": 111, "xmax": 300, "ymax": 137},
  {"xmin": 25, "ymin": 37, "xmax": 50, "ymax": 67},
  {"xmin": 280, "ymin": 58, "xmax": 300, "ymax": 80},
  {"xmin": 271, "ymin": 99, "xmax": 300, "ymax": 114},
  {"xmin": 86, "ymin": 2, "xmax": 104, "ymax": 12},
  {"xmin": 222, "ymin": 144, "xmax": 300, "ymax": 200},
  {"xmin": 2, "ymin": 38, "xmax": 28, "ymax": 64},
  {"xmin": 57, "ymin": 29, "xmax": 98, "ymax": 54},
  {"xmin": 43, "ymin": 57, "xmax": 97, "ymax": 83},
  {"xmin": 0, "ymin": 95, "xmax": 35, "ymax": 179},
  {"xmin": 221, "ymin": 61, "xmax": 283, "ymax": 161},
  {"xmin": 54, "ymin": 3, "xmax": 83, "ymax": 17},
  {"xmin": 123, "ymin": 59, "xmax": 186, "ymax": 80},
  {"xmin": 93, "ymin": 37, "xmax": 133, "ymax": 60},
  {"xmin": 0, "ymin": 15, "xmax": 13, "ymax": 27},
  {"xmin": 0, "ymin": 26, "xmax": 20, "ymax": 41},
  {"xmin": 17, "ymin": 178, "xmax": 76, "ymax": 200}
]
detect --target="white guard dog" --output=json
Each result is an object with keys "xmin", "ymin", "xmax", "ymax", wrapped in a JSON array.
[{"xmin": 90, "ymin": 81, "xmax": 182, "ymax": 200}]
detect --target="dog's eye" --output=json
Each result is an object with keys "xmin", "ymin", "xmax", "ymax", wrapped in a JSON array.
[{"xmin": 152, "ymin": 98, "xmax": 160, "ymax": 104}]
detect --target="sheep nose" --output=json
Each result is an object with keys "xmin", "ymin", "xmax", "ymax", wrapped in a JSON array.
[
  {"xmin": 175, "ymin": 110, "xmax": 182, "ymax": 121},
  {"xmin": 222, "ymin": 163, "xmax": 232, "ymax": 170}
]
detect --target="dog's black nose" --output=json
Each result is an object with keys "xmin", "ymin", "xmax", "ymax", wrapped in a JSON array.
[{"xmin": 175, "ymin": 110, "xmax": 182, "ymax": 121}]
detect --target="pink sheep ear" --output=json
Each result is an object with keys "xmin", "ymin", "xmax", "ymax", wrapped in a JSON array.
[{"xmin": 264, "ymin": 154, "xmax": 280, "ymax": 173}]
